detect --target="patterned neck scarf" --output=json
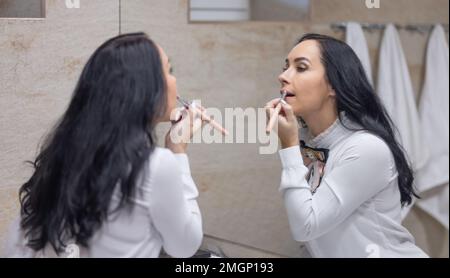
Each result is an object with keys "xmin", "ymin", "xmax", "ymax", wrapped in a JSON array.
[
  {"xmin": 300, "ymin": 140, "xmax": 329, "ymax": 194},
  {"xmin": 299, "ymin": 113, "xmax": 359, "ymax": 194}
]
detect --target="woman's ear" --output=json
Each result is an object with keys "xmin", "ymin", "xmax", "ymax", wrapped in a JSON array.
[
  {"xmin": 326, "ymin": 83, "xmax": 336, "ymax": 97},
  {"xmin": 329, "ymin": 88, "xmax": 336, "ymax": 98}
]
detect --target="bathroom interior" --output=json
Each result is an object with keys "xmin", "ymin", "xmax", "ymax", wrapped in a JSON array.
[{"xmin": 0, "ymin": 0, "xmax": 448, "ymax": 257}]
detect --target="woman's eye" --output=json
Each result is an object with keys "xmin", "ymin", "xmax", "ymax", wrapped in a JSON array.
[
  {"xmin": 169, "ymin": 67, "xmax": 174, "ymax": 74},
  {"xmin": 297, "ymin": 66, "xmax": 307, "ymax": 72},
  {"xmin": 282, "ymin": 66, "xmax": 289, "ymax": 72}
]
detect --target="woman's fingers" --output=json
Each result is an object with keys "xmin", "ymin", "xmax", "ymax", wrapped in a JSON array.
[
  {"xmin": 169, "ymin": 107, "xmax": 186, "ymax": 123},
  {"xmin": 265, "ymin": 98, "xmax": 282, "ymax": 109},
  {"xmin": 265, "ymin": 98, "xmax": 283, "ymax": 120},
  {"xmin": 165, "ymin": 102, "xmax": 211, "ymax": 152},
  {"xmin": 190, "ymin": 105, "xmax": 203, "ymax": 135},
  {"xmin": 280, "ymin": 101, "xmax": 296, "ymax": 122}
]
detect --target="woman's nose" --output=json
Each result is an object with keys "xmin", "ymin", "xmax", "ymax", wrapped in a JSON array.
[{"xmin": 278, "ymin": 71, "xmax": 289, "ymax": 87}]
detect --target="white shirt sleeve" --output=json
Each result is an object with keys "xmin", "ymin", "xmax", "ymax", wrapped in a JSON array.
[
  {"xmin": 278, "ymin": 135, "xmax": 395, "ymax": 242},
  {"xmin": 146, "ymin": 150, "xmax": 203, "ymax": 258},
  {"xmin": 3, "ymin": 216, "xmax": 36, "ymax": 258}
]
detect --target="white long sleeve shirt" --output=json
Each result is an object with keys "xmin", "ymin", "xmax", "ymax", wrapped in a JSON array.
[
  {"xmin": 279, "ymin": 117, "xmax": 428, "ymax": 258},
  {"xmin": 4, "ymin": 147, "xmax": 203, "ymax": 258}
]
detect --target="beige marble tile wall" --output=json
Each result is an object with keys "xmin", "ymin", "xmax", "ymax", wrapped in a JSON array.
[{"xmin": 1, "ymin": 0, "xmax": 448, "ymax": 257}]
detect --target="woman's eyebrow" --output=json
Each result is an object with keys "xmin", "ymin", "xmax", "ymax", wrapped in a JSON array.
[
  {"xmin": 285, "ymin": 57, "xmax": 311, "ymax": 64},
  {"xmin": 293, "ymin": 57, "xmax": 311, "ymax": 64}
]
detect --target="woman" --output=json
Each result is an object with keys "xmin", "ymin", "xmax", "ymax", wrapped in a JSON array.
[
  {"xmin": 5, "ymin": 33, "xmax": 203, "ymax": 258},
  {"xmin": 266, "ymin": 33, "xmax": 428, "ymax": 258}
]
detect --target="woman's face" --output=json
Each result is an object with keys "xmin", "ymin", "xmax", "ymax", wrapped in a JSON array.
[
  {"xmin": 278, "ymin": 40, "xmax": 335, "ymax": 118},
  {"xmin": 158, "ymin": 45, "xmax": 177, "ymax": 122}
]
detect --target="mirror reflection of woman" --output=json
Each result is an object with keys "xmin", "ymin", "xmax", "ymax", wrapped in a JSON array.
[
  {"xmin": 5, "ymin": 33, "xmax": 203, "ymax": 258},
  {"xmin": 266, "ymin": 34, "xmax": 428, "ymax": 258}
]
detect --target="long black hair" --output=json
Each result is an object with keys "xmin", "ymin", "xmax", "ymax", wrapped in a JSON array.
[
  {"xmin": 19, "ymin": 32, "xmax": 167, "ymax": 253},
  {"xmin": 297, "ymin": 33, "xmax": 418, "ymax": 206}
]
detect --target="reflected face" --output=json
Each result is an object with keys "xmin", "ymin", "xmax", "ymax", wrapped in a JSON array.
[
  {"xmin": 158, "ymin": 45, "xmax": 177, "ymax": 122},
  {"xmin": 278, "ymin": 40, "xmax": 335, "ymax": 118}
]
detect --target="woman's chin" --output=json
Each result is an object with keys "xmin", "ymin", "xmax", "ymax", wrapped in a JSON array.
[{"xmin": 292, "ymin": 107, "xmax": 303, "ymax": 118}]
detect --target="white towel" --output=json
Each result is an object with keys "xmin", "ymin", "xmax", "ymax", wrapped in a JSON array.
[
  {"xmin": 376, "ymin": 24, "xmax": 429, "ymax": 220},
  {"xmin": 346, "ymin": 22, "xmax": 373, "ymax": 86},
  {"xmin": 377, "ymin": 24, "xmax": 428, "ymax": 172},
  {"xmin": 415, "ymin": 25, "xmax": 449, "ymax": 229}
]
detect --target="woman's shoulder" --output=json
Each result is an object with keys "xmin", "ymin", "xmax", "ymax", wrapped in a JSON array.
[
  {"xmin": 151, "ymin": 146, "xmax": 175, "ymax": 158},
  {"xmin": 350, "ymin": 131, "xmax": 389, "ymax": 148},
  {"xmin": 340, "ymin": 131, "xmax": 393, "ymax": 162},
  {"xmin": 335, "ymin": 131, "xmax": 398, "ymax": 186},
  {"xmin": 140, "ymin": 147, "xmax": 181, "ymax": 189},
  {"xmin": 148, "ymin": 147, "xmax": 178, "ymax": 169}
]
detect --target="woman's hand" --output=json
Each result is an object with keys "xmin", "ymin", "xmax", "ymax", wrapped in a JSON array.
[
  {"xmin": 165, "ymin": 103, "xmax": 203, "ymax": 153},
  {"xmin": 265, "ymin": 98, "xmax": 299, "ymax": 149}
]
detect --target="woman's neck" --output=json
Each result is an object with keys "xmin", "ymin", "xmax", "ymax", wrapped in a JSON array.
[{"xmin": 303, "ymin": 109, "xmax": 339, "ymax": 137}]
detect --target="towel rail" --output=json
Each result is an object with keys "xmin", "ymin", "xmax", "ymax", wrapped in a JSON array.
[{"xmin": 331, "ymin": 22, "xmax": 449, "ymax": 34}]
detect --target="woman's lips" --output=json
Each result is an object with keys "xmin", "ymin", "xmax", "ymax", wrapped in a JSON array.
[{"xmin": 281, "ymin": 91, "xmax": 296, "ymax": 98}]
